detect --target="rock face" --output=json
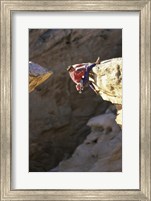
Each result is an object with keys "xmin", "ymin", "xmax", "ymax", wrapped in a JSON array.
[
  {"xmin": 29, "ymin": 74, "xmax": 111, "ymax": 171},
  {"xmin": 90, "ymin": 58, "xmax": 122, "ymax": 126},
  {"xmin": 29, "ymin": 29, "xmax": 122, "ymax": 172},
  {"xmin": 29, "ymin": 29, "xmax": 122, "ymax": 72},
  {"xmin": 51, "ymin": 113, "xmax": 122, "ymax": 172},
  {"xmin": 92, "ymin": 58, "xmax": 122, "ymax": 105},
  {"xmin": 29, "ymin": 62, "xmax": 53, "ymax": 92}
]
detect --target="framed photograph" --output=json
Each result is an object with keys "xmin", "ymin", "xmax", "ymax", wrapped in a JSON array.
[{"xmin": 0, "ymin": 0, "xmax": 150, "ymax": 200}]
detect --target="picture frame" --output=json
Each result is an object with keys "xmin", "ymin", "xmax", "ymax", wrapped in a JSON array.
[{"xmin": 0, "ymin": 0, "xmax": 150, "ymax": 200}]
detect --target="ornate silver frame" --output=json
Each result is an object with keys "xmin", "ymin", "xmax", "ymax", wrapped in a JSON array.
[{"xmin": 0, "ymin": 0, "xmax": 150, "ymax": 200}]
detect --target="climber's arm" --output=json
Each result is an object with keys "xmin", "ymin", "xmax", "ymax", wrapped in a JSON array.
[
  {"xmin": 74, "ymin": 63, "xmax": 86, "ymax": 71},
  {"xmin": 75, "ymin": 66, "xmax": 86, "ymax": 71}
]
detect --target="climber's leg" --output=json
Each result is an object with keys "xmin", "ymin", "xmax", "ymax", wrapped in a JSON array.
[
  {"xmin": 87, "ymin": 63, "xmax": 96, "ymax": 73},
  {"xmin": 82, "ymin": 57, "xmax": 101, "ymax": 86},
  {"xmin": 82, "ymin": 63, "xmax": 96, "ymax": 85},
  {"xmin": 89, "ymin": 82, "xmax": 99, "ymax": 94}
]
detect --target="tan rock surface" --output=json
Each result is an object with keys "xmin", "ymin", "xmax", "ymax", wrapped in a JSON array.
[
  {"xmin": 29, "ymin": 73, "xmax": 110, "ymax": 171},
  {"xmin": 29, "ymin": 62, "xmax": 53, "ymax": 92},
  {"xmin": 92, "ymin": 58, "xmax": 122, "ymax": 105},
  {"xmin": 91, "ymin": 58, "xmax": 122, "ymax": 126},
  {"xmin": 29, "ymin": 29, "xmax": 122, "ymax": 72},
  {"xmin": 29, "ymin": 29, "xmax": 122, "ymax": 172},
  {"xmin": 51, "ymin": 113, "xmax": 122, "ymax": 172}
]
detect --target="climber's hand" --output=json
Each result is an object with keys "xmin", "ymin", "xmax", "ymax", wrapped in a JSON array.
[{"xmin": 76, "ymin": 83, "xmax": 84, "ymax": 93}]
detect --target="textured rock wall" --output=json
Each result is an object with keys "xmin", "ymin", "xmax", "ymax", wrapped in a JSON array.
[
  {"xmin": 29, "ymin": 62, "xmax": 53, "ymax": 92},
  {"xmin": 91, "ymin": 58, "xmax": 122, "ymax": 126},
  {"xmin": 50, "ymin": 113, "xmax": 122, "ymax": 172},
  {"xmin": 92, "ymin": 58, "xmax": 122, "ymax": 105},
  {"xmin": 29, "ymin": 73, "xmax": 110, "ymax": 171},
  {"xmin": 29, "ymin": 29, "xmax": 122, "ymax": 72},
  {"xmin": 29, "ymin": 29, "xmax": 122, "ymax": 172}
]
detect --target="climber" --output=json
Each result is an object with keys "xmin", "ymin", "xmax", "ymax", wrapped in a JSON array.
[{"xmin": 67, "ymin": 57, "xmax": 101, "ymax": 94}]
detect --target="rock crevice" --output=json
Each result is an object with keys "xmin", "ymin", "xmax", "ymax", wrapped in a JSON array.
[{"xmin": 29, "ymin": 29, "xmax": 122, "ymax": 172}]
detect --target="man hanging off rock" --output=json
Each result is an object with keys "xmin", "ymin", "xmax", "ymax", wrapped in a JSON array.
[{"xmin": 67, "ymin": 57, "xmax": 101, "ymax": 94}]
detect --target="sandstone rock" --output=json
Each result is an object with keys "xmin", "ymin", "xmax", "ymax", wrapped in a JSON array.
[
  {"xmin": 29, "ymin": 29, "xmax": 122, "ymax": 172},
  {"xmin": 29, "ymin": 29, "xmax": 122, "ymax": 72},
  {"xmin": 29, "ymin": 73, "xmax": 110, "ymax": 171},
  {"xmin": 91, "ymin": 58, "xmax": 122, "ymax": 126},
  {"xmin": 92, "ymin": 58, "xmax": 122, "ymax": 105},
  {"xmin": 29, "ymin": 62, "xmax": 53, "ymax": 92},
  {"xmin": 116, "ymin": 109, "xmax": 122, "ymax": 126},
  {"xmin": 50, "ymin": 113, "xmax": 122, "ymax": 172}
]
